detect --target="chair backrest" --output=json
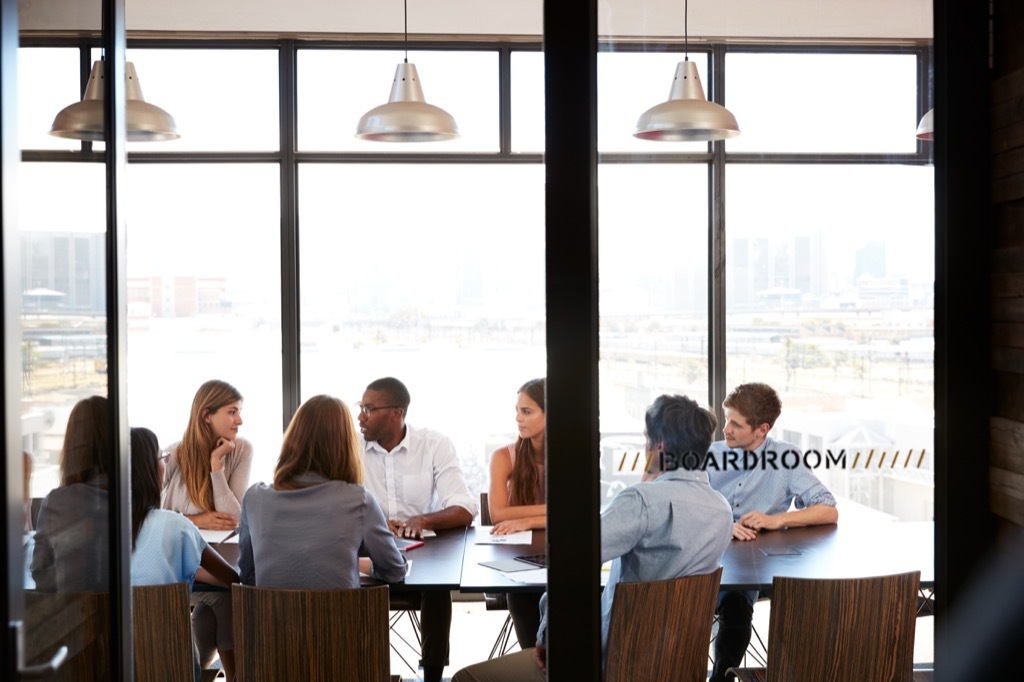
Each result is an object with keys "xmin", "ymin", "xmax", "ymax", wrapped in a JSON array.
[
  {"xmin": 134, "ymin": 582, "xmax": 194, "ymax": 682},
  {"xmin": 233, "ymin": 583, "xmax": 390, "ymax": 682},
  {"xmin": 480, "ymin": 491, "xmax": 492, "ymax": 525},
  {"xmin": 23, "ymin": 583, "xmax": 192, "ymax": 682},
  {"xmin": 23, "ymin": 590, "xmax": 110, "ymax": 681},
  {"xmin": 604, "ymin": 566, "xmax": 723, "ymax": 682},
  {"xmin": 765, "ymin": 571, "xmax": 920, "ymax": 682}
]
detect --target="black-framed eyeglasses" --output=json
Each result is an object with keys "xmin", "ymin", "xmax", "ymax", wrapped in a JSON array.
[
  {"xmin": 357, "ymin": 403, "xmax": 400, "ymax": 417},
  {"xmin": 158, "ymin": 451, "xmax": 171, "ymax": 462}
]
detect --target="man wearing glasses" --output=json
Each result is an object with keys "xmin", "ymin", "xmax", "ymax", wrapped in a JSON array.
[{"xmin": 359, "ymin": 376, "xmax": 477, "ymax": 682}]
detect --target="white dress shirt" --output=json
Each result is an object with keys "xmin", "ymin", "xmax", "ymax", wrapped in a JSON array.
[{"xmin": 361, "ymin": 424, "xmax": 478, "ymax": 520}]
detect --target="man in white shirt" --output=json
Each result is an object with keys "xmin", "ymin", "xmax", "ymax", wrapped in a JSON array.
[{"xmin": 359, "ymin": 376, "xmax": 477, "ymax": 682}]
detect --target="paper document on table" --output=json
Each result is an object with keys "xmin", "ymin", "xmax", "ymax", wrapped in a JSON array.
[
  {"xmin": 475, "ymin": 528, "xmax": 532, "ymax": 544},
  {"xmin": 199, "ymin": 529, "xmax": 239, "ymax": 544},
  {"xmin": 507, "ymin": 568, "xmax": 547, "ymax": 584}
]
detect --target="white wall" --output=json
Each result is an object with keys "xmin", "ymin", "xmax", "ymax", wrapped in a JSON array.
[{"xmin": 20, "ymin": 0, "xmax": 932, "ymax": 40}]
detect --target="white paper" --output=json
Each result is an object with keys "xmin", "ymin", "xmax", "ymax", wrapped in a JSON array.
[
  {"xmin": 475, "ymin": 527, "xmax": 533, "ymax": 544},
  {"xmin": 199, "ymin": 528, "xmax": 239, "ymax": 544}
]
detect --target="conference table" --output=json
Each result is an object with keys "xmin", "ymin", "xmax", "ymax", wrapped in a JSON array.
[
  {"xmin": 206, "ymin": 521, "xmax": 934, "ymax": 593},
  {"xmin": 457, "ymin": 521, "xmax": 934, "ymax": 593}
]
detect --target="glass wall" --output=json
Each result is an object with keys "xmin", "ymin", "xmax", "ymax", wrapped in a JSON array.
[{"xmin": 16, "ymin": 37, "xmax": 934, "ymax": 536}]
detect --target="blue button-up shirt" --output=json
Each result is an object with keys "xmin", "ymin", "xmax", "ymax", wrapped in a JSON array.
[{"xmin": 706, "ymin": 435, "xmax": 837, "ymax": 519}]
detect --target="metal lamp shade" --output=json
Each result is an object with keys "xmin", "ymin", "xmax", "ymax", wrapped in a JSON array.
[
  {"xmin": 49, "ymin": 61, "xmax": 180, "ymax": 142},
  {"xmin": 916, "ymin": 108, "xmax": 934, "ymax": 140},
  {"xmin": 356, "ymin": 63, "xmax": 459, "ymax": 142},
  {"xmin": 634, "ymin": 60, "xmax": 740, "ymax": 142}
]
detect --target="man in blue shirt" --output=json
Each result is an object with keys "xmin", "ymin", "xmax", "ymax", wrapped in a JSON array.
[
  {"xmin": 707, "ymin": 382, "xmax": 838, "ymax": 682},
  {"xmin": 452, "ymin": 394, "xmax": 733, "ymax": 681}
]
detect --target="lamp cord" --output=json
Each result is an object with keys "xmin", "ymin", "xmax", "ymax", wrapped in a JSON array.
[
  {"xmin": 684, "ymin": 0, "xmax": 689, "ymax": 62},
  {"xmin": 403, "ymin": 0, "xmax": 409, "ymax": 64}
]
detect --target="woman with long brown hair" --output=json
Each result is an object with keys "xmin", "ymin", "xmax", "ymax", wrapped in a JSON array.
[
  {"xmin": 237, "ymin": 394, "xmax": 405, "ymax": 588},
  {"xmin": 488, "ymin": 378, "xmax": 546, "ymax": 534},
  {"xmin": 162, "ymin": 379, "xmax": 252, "ymax": 527},
  {"xmin": 162, "ymin": 379, "xmax": 252, "ymax": 682},
  {"xmin": 30, "ymin": 395, "xmax": 112, "ymax": 592},
  {"xmin": 486, "ymin": 378, "xmax": 546, "ymax": 648}
]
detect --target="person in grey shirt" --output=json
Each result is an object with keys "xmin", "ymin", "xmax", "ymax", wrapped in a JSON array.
[
  {"xmin": 238, "ymin": 395, "xmax": 405, "ymax": 589},
  {"xmin": 452, "ymin": 394, "xmax": 733, "ymax": 681}
]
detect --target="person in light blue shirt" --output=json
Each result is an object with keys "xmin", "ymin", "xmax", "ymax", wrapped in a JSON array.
[
  {"xmin": 451, "ymin": 394, "xmax": 733, "ymax": 682},
  {"xmin": 706, "ymin": 382, "xmax": 838, "ymax": 682}
]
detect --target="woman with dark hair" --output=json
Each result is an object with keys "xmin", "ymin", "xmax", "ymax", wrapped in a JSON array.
[
  {"xmin": 488, "ymin": 378, "xmax": 547, "ymax": 534},
  {"xmin": 30, "ymin": 396, "xmax": 112, "ymax": 592},
  {"xmin": 130, "ymin": 426, "xmax": 238, "ymax": 589},
  {"xmin": 238, "ymin": 394, "xmax": 405, "ymax": 588},
  {"xmin": 161, "ymin": 379, "xmax": 251, "ymax": 681},
  {"xmin": 486, "ymin": 378, "xmax": 547, "ymax": 648}
]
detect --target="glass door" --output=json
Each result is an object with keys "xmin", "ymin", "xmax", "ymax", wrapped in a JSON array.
[{"xmin": 3, "ymin": 1, "xmax": 132, "ymax": 679}]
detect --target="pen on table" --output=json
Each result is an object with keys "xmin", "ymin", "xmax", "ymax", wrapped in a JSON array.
[{"xmin": 216, "ymin": 529, "xmax": 239, "ymax": 545}]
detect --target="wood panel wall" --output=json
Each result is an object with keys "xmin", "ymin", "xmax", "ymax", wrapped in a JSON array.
[{"xmin": 991, "ymin": 0, "xmax": 1024, "ymax": 529}]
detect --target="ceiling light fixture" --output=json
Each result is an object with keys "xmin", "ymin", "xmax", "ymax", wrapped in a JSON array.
[
  {"xmin": 49, "ymin": 60, "xmax": 180, "ymax": 142},
  {"xmin": 355, "ymin": 0, "xmax": 459, "ymax": 142},
  {"xmin": 634, "ymin": 0, "xmax": 740, "ymax": 142},
  {"xmin": 916, "ymin": 108, "xmax": 934, "ymax": 140}
]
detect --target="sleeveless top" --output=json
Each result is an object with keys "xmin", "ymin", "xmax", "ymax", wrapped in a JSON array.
[{"xmin": 507, "ymin": 443, "xmax": 545, "ymax": 505}]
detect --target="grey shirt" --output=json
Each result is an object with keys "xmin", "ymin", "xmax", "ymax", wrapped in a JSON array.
[
  {"xmin": 238, "ymin": 472, "xmax": 406, "ymax": 589},
  {"xmin": 30, "ymin": 481, "xmax": 109, "ymax": 592},
  {"xmin": 536, "ymin": 468, "xmax": 733, "ymax": 658}
]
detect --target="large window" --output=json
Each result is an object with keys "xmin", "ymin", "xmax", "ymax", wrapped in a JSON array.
[{"xmin": 18, "ymin": 38, "xmax": 934, "ymax": 520}]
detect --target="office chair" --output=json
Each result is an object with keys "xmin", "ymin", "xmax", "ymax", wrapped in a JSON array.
[
  {"xmin": 604, "ymin": 567, "xmax": 723, "ymax": 682},
  {"xmin": 726, "ymin": 571, "xmax": 920, "ymax": 682},
  {"xmin": 479, "ymin": 491, "xmax": 518, "ymax": 658}
]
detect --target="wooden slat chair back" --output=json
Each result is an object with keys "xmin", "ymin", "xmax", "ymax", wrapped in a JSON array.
[
  {"xmin": 233, "ymin": 583, "xmax": 390, "ymax": 682},
  {"xmin": 23, "ymin": 590, "xmax": 110, "ymax": 681},
  {"xmin": 134, "ymin": 582, "xmax": 194, "ymax": 682},
  {"xmin": 605, "ymin": 566, "xmax": 723, "ymax": 682},
  {"xmin": 728, "ymin": 571, "xmax": 920, "ymax": 682},
  {"xmin": 23, "ymin": 583, "xmax": 193, "ymax": 682}
]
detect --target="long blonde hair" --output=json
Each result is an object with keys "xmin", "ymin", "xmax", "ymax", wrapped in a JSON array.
[
  {"xmin": 274, "ymin": 395, "xmax": 363, "ymax": 490},
  {"xmin": 177, "ymin": 380, "xmax": 243, "ymax": 511}
]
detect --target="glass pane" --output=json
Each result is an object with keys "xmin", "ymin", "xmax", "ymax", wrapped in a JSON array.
[
  {"xmin": 725, "ymin": 164, "xmax": 934, "ymax": 521},
  {"xmin": 19, "ymin": 162, "xmax": 112, "ymax": 676},
  {"xmin": 299, "ymin": 163, "xmax": 545, "ymax": 497},
  {"xmin": 19, "ymin": 47, "xmax": 85, "ymax": 151},
  {"xmin": 725, "ymin": 53, "xmax": 919, "ymax": 154},
  {"xmin": 599, "ymin": 51, "xmax": 713, "ymax": 153},
  {"xmin": 511, "ymin": 50, "xmax": 544, "ymax": 153},
  {"xmin": 124, "ymin": 164, "xmax": 284, "ymax": 487},
  {"xmin": 125, "ymin": 49, "xmax": 280, "ymax": 152},
  {"xmin": 298, "ymin": 49, "xmax": 499, "ymax": 153},
  {"xmin": 598, "ymin": 164, "xmax": 709, "ymax": 494}
]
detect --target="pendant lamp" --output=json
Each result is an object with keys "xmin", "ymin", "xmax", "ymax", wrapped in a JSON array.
[
  {"xmin": 49, "ymin": 60, "xmax": 180, "ymax": 142},
  {"xmin": 355, "ymin": 0, "xmax": 459, "ymax": 142},
  {"xmin": 634, "ymin": 0, "xmax": 740, "ymax": 142},
  {"xmin": 915, "ymin": 108, "xmax": 934, "ymax": 140}
]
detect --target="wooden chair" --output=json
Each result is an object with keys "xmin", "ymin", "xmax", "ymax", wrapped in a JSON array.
[
  {"xmin": 727, "ymin": 571, "xmax": 920, "ymax": 682},
  {"xmin": 233, "ymin": 583, "xmax": 390, "ymax": 682},
  {"xmin": 479, "ymin": 492, "xmax": 517, "ymax": 658},
  {"xmin": 23, "ymin": 583, "xmax": 193, "ymax": 682},
  {"xmin": 604, "ymin": 566, "xmax": 723, "ymax": 682},
  {"xmin": 134, "ymin": 582, "xmax": 195, "ymax": 682}
]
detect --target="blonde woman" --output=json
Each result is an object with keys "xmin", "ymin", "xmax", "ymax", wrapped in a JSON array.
[
  {"xmin": 162, "ymin": 379, "xmax": 252, "ymax": 682},
  {"xmin": 238, "ymin": 394, "xmax": 405, "ymax": 588}
]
